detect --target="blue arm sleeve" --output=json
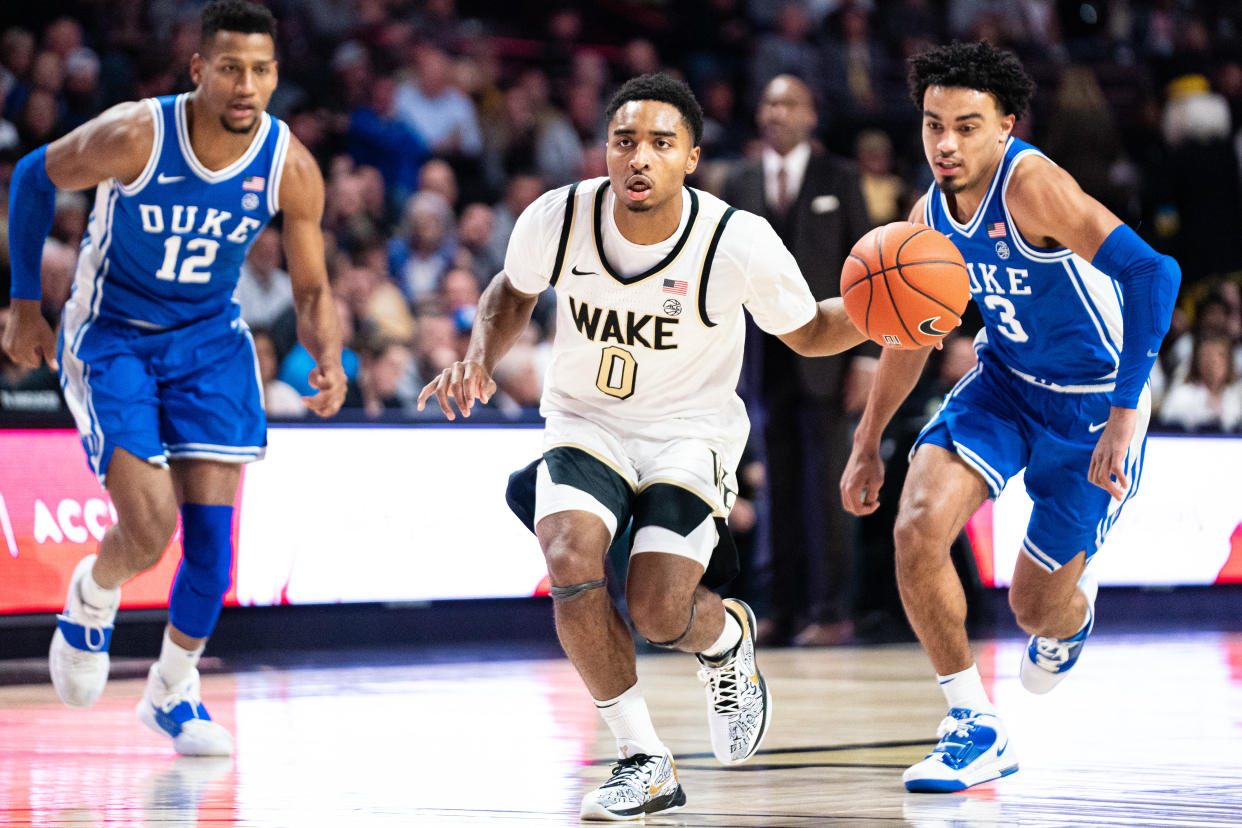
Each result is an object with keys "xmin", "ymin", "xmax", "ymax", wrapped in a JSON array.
[
  {"xmin": 1091, "ymin": 223, "xmax": 1181, "ymax": 408},
  {"xmin": 8, "ymin": 146, "xmax": 57, "ymax": 301}
]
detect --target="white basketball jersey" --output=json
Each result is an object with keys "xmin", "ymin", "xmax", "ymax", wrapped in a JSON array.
[{"xmin": 505, "ymin": 178, "xmax": 816, "ymax": 435}]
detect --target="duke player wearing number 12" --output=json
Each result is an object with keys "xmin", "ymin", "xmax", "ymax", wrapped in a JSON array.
[
  {"xmin": 419, "ymin": 74, "xmax": 866, "ymax": 820},
  {"xmin": 1, "ymin": 1, "xmax": 345, "ymax": 754},
  {"xmin": 840, "ymin": 42, "xmax": 1180, "ymax": 792}
]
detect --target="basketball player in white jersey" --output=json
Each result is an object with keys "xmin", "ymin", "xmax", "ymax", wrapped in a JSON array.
[{"xmin": 419, "ymin": 73, "xmax": 867, "ymax": 820}]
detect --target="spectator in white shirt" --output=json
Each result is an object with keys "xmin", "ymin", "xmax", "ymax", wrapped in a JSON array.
[{"xmin": 1159, "ymin": 334, "xmax": 1242, "ymax": 432}]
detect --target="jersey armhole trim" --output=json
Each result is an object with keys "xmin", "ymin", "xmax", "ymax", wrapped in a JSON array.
[
  {"xmin": 548, "ymin": 181, "xmax": 581, "ymax": 288},
  {"xmin": 117, "ymin": 98, "xmax": 163, "ymax": 196},
  {"xmin": 1000, "ymin": 149, "xmax": 1072, "ymax": 261},
  {"xmin": 267, "ymin": 121, "xmax": 291, "ymax": 215},
  {"xmin": 696, "ymin": 206, "xmax": 736, "ymax": 327}
]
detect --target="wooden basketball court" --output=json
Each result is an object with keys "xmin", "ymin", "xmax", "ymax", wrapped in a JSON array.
[{"xmin": 2, "ymin": 632, "xmax": 1240, "ymax": 825}]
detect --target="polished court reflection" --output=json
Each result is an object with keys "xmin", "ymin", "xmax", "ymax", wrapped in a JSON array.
[{"xmin": 2, "ymin": 633, "xmax": 1241, "ymax": 826}]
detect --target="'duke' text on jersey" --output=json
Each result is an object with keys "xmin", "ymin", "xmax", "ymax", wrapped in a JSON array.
[
  {"xmin": 569, "ymin": 296, "xmax": 679, "ymax": 350},
  {"xmin": 966, "ymin": 262, "xmax": 1032, "ymax": 296},
  {"xmin": 138, "ymin": 205, "xmax": 263, "ymax": 244}
]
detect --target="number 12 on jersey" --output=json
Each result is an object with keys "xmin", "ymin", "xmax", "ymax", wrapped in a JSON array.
[
  {"xmin": 155, "ymin": 236, "xmax": 219, "ymax": 284},
  {"xmin": 596, "ymin": 345, "xmax": 637, "ymax": 399}
]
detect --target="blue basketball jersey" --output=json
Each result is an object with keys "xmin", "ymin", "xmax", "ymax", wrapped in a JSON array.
[
  {"xmin": 924, "ymin": 137, "xmax": 1122, "ymax": 391},
  {"xmin": 70, "ymin": 93, "xmax": 290, "ymax": 329}
]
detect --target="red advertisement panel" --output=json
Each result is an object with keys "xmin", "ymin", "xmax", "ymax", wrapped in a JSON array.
[{"xmin": 0, "ymin": 430, "xmax": 240, "ymax": 614}]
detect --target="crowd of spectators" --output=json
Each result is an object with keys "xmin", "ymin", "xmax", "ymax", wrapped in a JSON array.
[{"xmin": 1, "ymin": 0, "xmax": 1241, "ymax": 431}]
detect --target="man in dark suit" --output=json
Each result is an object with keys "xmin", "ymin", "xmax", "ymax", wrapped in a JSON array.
[{"xmin": 723, "ymin": 74, "xmax": 874, "ymax": 646}]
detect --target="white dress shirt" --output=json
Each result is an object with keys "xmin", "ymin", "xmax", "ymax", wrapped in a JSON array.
[{"xmin": 762, "ymin": 141, "xmax": 812, "ymax": 212}]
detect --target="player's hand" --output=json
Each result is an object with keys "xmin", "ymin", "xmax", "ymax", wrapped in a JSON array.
[
  {"xmin": 841, "ymin": 442, "xmax": 885, "ymax": 516},
  {"xmin": 1, "ymin": 299, "xmax": 59, "ymax": 371},
  {"xmin": 417, "ymin": 359, "xmax": 497, "ymax": 420},
  {"xmin": 304, "ymin": 362, "xmax": 347, "ymax": 417},
  {"xmin": 1087, "ymin": 406, "xmax": 1137, "ymax": 501}
]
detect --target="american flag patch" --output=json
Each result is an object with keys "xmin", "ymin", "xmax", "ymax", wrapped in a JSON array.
[
  {"xmin": 662, "ymin": 278, "xmax": 688, "ymax": 295},
  {"xmin": 242, "ymin": 176, "xmax": 266, "ymax": 192},
  {"xmin": 986, "ymin": 221, "xmax": 1007, "ymax": 238}
]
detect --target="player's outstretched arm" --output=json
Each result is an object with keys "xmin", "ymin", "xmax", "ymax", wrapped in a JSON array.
[
  {"xmin": 1007, "ymin": 157, "xmax": 1180, "ymax": 500},
  {"xmin": 3, "ymin": 102, "xmax": 154, "ymax": 370},
  {"xmin": 278, "ymin": 137, "xmax": 346, "ymax": 417},
  {"xmin": 417, "ymin": 273, "xmax": 539, "ymax": 420},
  {"xmin": 777, "ymin": 297, "xmax": 870, "ymax": 358}
]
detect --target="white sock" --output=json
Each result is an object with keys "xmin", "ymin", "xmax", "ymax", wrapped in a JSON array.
[
  {"xmin": 157, "ymin": 629, "xmax": 204, "ymax": 687},
  {"xmin": 79, "ymin": 564, "xmax": 120, "ymax": 613},
  {"xmin": 698, "ymin": 611, "xmax": 742, "ymax": 659},
  {"xmin": 936, "ymin": 664, "xmax": 994, "ymax": 713},
  {"xmin": 594, "ymin": 683, "xmax": 666, "ymax": 759}
]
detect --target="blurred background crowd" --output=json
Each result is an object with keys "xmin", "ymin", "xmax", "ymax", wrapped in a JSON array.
[{"xmin": 0, "ymin": 0, "xmax": 1240, "ymax": 642}]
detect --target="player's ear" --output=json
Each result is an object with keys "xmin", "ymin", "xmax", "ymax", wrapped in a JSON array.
[
  {"xmin": 685, "ymin": 145, "xmax": 700, "ymax": 176},
  {"xmin": 189, "ymin": 53, "xmax": 204, "ymax": 86},
  {"xmin": 999, "ymin": 112, "xmax": 1016, "ymax": 140}
]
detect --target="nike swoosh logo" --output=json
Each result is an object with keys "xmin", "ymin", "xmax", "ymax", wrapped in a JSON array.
[
  {"xmin": 918, "ymin": 316, "xmax": 953, "ymax": 337},
  {"xmin": 1088, "ymin": 421, "xmax": 1106, "ymax": 433},
  {"xmin": 1147, "ymin": 348, "xmax": 1160, "ymax": 358},
  {"xmin": 570, "ymin": 265, "xmax": 597, "ymax": 276},
  {"xmin": 157, "ymin": 173, "xmax": 185, "ymax": 184}
]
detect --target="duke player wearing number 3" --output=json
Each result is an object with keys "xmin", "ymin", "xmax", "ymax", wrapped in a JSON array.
[
  {"xmin": 840, "ymin": 42, "xmax": 1180, "ymax": 792},
  {"xmin": 419, "ymin": 74, "xmax": 865, "ymax": 821},
  {"xmin": 1, "ymin": 1, "xmax": 345, "ymax": 754}
]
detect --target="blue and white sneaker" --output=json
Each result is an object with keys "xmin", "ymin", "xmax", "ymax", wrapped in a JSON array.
[
  {"xmin": 137, "ymin": 664, "xmax": 234, "ymax": 756},
  {"xmin": 49, "ymin": 555, "xmax": 118, "ymax": 709},
  {"xmin": 1020, "ymin": 574, "xmax": 1098, "ymax": 694},
  {"xmin": 903, "ymin": 709, "xmax": 1018, "ymax": 792}
]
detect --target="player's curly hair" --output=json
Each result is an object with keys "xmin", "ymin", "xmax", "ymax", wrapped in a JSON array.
[
  {"xmin": 605, "ymin": 73, "xmax": 704, "ymax": 146},
  {"xmin": 201, "ymin": 0, "xmax": 277, "ymax": 46},
  {"xmin": 907, "ymin": 42, "xmax": 1035, "ymax": 119}
]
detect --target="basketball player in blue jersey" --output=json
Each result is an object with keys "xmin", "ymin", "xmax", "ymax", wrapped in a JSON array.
[
  {"xmin": 1, "ymin": 1, "xmax": 345, "ymax": 755},
  {"xmin": 840, "ymin": 42, "xmax": 1180, "ymax": 792}
]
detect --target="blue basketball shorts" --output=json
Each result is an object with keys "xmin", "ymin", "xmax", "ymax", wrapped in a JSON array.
[
  {"xmin": 59, "ymin": 312, "xmax": 267, "ymax": 483},
  {"xmin": 913, "ymin": 358, "xmax": 1150, "ymax": 571}
]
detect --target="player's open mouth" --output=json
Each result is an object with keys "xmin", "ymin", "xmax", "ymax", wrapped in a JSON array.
[
  {"xmin": 935, "ymin": 159, "xmax": 961, "ymax": 175},
  {"xmin": 626, "ymin": 177, "xmax": 651, "ymax": 201},
  {"xmin": 229, "ymin": 104, "xmax": 255, "ymax": 118}
]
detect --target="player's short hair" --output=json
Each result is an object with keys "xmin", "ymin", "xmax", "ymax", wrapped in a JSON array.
[
  {"xmin": 907, "ymin": 42, "xmax": 1035, "ymax": 119},
  {"xmin": 605, "ymin": 73, "xmax": 703, "ymax": 146},
  {"xmin": 200, "ymin": 0, "xmax": 277, "ymax": 48}
]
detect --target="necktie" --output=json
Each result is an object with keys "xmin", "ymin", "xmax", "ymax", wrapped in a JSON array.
[{"xmin": 774, "ymin": 165, "xmax": 792, "ymax": 216}]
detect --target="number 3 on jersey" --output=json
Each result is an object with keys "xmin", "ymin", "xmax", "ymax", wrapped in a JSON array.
[
  {"xmin": 155, "ymin": 236, "xmax": 219, "ymax": 283},
  {"xmin": 596, "ymin": 345, "xmax": 637, "ymax": 399},
  {"xmin": 982, "ymin": 295, "xmax": 1029, "ymax": 342}
]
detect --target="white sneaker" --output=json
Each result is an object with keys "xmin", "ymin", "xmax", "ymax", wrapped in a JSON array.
[
  {"xmin": 580, "ymin": 750, "xmax": 685, "ymax": 821},
  {"xmin": 696, "ymin": 598, "xmax": 772, "ymax": 765},
  {"xmin": 1020, "ymin": 572, "xmax": 1098, "ymax": 694},
  {"xmin": 903, "ymin": 709, "xmax": 1018, "ymax": 792},
  {"xmin": 49, "ymin": 555, "xmax": 118, "ymax": 709},
  {"xmin": 136, "ymin": 664, "xmax": 234, "ymax": 756}
]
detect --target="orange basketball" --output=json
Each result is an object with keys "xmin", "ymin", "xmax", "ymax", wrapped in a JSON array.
[{"xmin": 840, "ymin": 222, "xmax": 970, "ymax": 349}]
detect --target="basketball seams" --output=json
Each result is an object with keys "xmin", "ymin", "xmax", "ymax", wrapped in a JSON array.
[
  {"xmin": 893, "ymin": 262, "xmax": 969, "ymax": 317},
  {"xmin": 892, "ymin": 230, "xmax": 932, "ymax": 342}
]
